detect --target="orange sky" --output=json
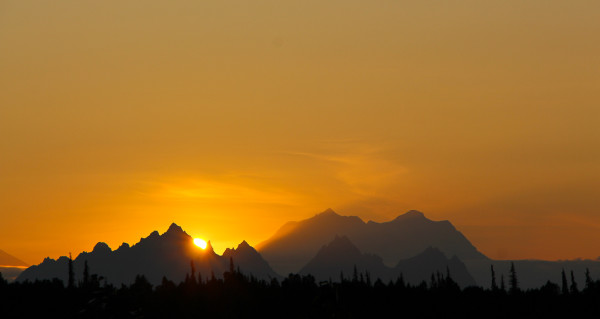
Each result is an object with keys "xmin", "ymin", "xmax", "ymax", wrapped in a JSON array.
[{"xmin": 1, "ymin": 0, "xmax": 599, "ymax": 265}]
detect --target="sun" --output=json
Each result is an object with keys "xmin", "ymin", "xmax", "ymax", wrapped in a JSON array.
[{"xmin": 193, "ymin": 238, "xmax": 207, "ymax": 249}]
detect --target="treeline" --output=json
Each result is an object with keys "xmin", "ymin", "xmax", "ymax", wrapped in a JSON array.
[{"xmin": 2, "ymin": 260, "xmax": 600, "ymax": 318}]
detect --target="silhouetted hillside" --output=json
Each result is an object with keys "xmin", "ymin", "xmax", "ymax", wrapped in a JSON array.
[
  {"xmin": 395, "ymin": 247, "xmax": 476, "ymax": 287},
  {"xmin": 466, "ymin": 258, "xmax": 600, "ymax": 290},
  {"xmin": 222, "ymin": 240, "xmax": 280, "ymax": 279},
  {"xmin": 300, "ymin": 235, "xmax": 388, "ymax": 282},
  {"xmin": 300, "ymin": 236, "xmax": 475, "ymax": 287},
  {"xmin": 17, "ymin": 223, "xmax": 279, "ymax": 285},
  {"xmin": 6, "ymin": 262, "xmax": 600, "ymax": 318}
]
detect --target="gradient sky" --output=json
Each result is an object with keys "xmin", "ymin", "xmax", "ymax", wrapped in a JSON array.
[{"xmin": 1, "ymin": 0, "xmax": 599, "ymax": 265}]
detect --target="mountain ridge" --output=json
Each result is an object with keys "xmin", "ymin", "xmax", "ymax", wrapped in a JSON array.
[
  {"xmin": 17, "ymin": 223, "xmax": 279, "ymax": 285},
  {"xmin": 299, "ymin": 235, "xmax": 476, "ymax": 287},
  {"xmin": 258, "ymin": 209, "xmax": 488, "ymax": 275}
]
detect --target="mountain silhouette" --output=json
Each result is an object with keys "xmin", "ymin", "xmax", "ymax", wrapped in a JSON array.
[
  {"xmin": 257, "ymin": 209, "xmax": 487, "ymax": 275},
  {"xmin": 299, "ymin": 235, "xmax": 388, "ymax": 282},
  {"xmin": 222, "ymin": 240, "xmax": 278, "ymax": 280},
  {"xmin": 299, "ymin": 236, "xmax": 475, "ymax": 287},
  {"xmin": 17, "ymin": 223, "xmax": 279, "ymax": 285},
  {"xmin": 0, "ymin": 249, "xmax": 29, "ymax": 282},
  {"xmin": 395, "ymin": 246, "xmax": 476, "ymax": 287},
  {"xmin": 0, "ymin": 249, "xmax": 28, "ymax": 267}
]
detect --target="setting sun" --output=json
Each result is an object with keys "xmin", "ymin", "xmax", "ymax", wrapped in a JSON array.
[{"xmin": 193, "ymin": 238, "xmax": 207, "ymax": 249}]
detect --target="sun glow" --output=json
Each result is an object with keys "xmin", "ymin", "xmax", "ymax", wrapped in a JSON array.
[{"xmin": 194, "ymin": 238, "xmax": 207, "ymax": 249}]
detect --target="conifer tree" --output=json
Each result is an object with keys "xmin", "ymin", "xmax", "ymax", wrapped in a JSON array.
[
  {"xmin": 585, "ymin": 268, "xmax": 592, "ymax": 290},
  {"xmin": 570, "ymin": 270, "xmax": 579, "ymax": 294},
  {"xmin": 509, "ymin": 262, "xmax": 519, "ymax": 294},
  {"xmin": 396, "ymin": 274, "xmax": 405, "ymax": 289},
  {"xmin": 490, "ymin": 265, "xmax": 498, "ymax": 290},
  {"xmin": 68, "ymin": 252, "xmax": 75, "ymax": 289},
  {"xmin": 500, "ymin": 274, "xmax": 506, "ymax": 292},
  {"xmin": 561, "ymin": 269, "xmax": 569, "ymax": 295},
  {"xmin": 83, "ymin": 260, "xmax": 90, "ymax": 287},
  {"xmin": 190, "ymin": 260, "xmax": 196, "ymax": 283},
  {"xmin": 0, "ymin": 272, "xmax": 7, "ymax": 287}
]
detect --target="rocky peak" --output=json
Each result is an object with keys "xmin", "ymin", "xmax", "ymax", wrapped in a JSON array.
[{"xmin": 92, "ymin": 242, "xmax": 112, "ymax": 254}]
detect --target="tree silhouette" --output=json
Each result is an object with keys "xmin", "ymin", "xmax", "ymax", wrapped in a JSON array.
[
  {"xmin": 500, "ymin": 274, "xmax": 506, "ymax": 292},
  {"xmin": 68, "ymin": 252, "xmax": 75, "ymax": 289},
  {"xmin": 0, "ymin": 272, "xmax": 7, "ymax": 287},
  {"xmin": 490, "ymin": 265, "xmax": 498, "ymax": 291},
  {"xmin": 585, "ymin": 268, "xmax": 592, "ymax": 291},
  {"xmin": 83, "ymin": 260, "xmax": 90, "ymax": 287},
  {"xmin": 561, "ymin": 269, "xmax": 569, "ymax": 295},
  {"xmin": 570, "ymin": 270, "xmax": 578, "ymax": 294},
  {"xmin": 190, "ymin": 260, "xmax": 196, "ymax": 284},
  {"xmin": 5, "ymin": 265, "xmax": 600, "ymax": 318},
  {"xmin": 509, "ymin": 262, "xmax": 519, "ymax": 294}
]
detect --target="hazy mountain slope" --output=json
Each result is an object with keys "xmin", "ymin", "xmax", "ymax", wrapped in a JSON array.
[
  {"xmin": 0, "ymin": 249, "xmax": 29, "ymax": 281},
  {"xmin": 258, "ymin": 209, "xmax": 487, "ymax": 275},
  {"xmin": 0, "ymin": 249, "xmax": 28, "ymax": 267},
  {"xmin": 257, "ymin": 209, "xmax": 365, "ymax": 275},
  {"xmin": 299, "ymin": 235, "xmax": 389, "ymax": 282},
  {"xmin": 299, "ymin": 236, "xmax": 476, "ymax": 287},
  {"xmin": 394, "ymin": 247, "xmax": 476, "ymax": 287}
]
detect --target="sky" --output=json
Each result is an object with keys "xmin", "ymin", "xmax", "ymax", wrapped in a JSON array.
[{"xmin": 1, "ymin": 0, "xmax": 599, "ymax": 265}]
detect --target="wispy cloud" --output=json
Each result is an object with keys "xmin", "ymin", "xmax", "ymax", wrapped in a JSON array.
[
  {"xmin": 146, "ymin": 177, "xmax": 304, "ymax": 207},
  {"xmin": 283, "ymin": 142, "xmax": 408, "ymax": 200}
]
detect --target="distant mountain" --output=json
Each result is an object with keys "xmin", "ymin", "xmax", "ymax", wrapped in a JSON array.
[
  {"xmin": 17, "ymin": 223, "xmax": 279, "ymax": 285},
  {"xmin": 0, "ymin": 249, "xmax": 29, "ymax": 282},
  {"xmin": 222, "ymin": 240, "xmax": 279, "ymax": 280},
  {"xmin": 0, "ymin": 249, "xmax": 28, "ymax": 267},
  {"xmin": 299, "ymin": 236, "xmax": 475, "ymax": 287},
  {"xmin": 395, "ymin": 247, "xmax": 476, "ymax": 287},
  {"xmin": 299, "ymin": 235, "xmax": 388, "ymax": 282},
  {"xmin": 257, "ymin": 209, "xmax": 487, "ymax": 275}
]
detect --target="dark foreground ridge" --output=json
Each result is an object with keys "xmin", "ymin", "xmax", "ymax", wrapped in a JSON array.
[
  {"xmin": 17, "ymin": 223, "xmax": 280, "ymax": 286},
  {"xmin": 3, "ymin": 265, "xmax": 600, "ymax": 318}
]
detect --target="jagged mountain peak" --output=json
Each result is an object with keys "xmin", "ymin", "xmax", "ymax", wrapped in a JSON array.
[
  {"xmin": 148, "ymin": 230, "xmax": 160, "ymax": 238},
  {"xmin": 166, "ymin": 222, "xmax": 185, "ymax": 234},
  {"xmin": 314, "ymin": 235, "xmax": 363, "ymax": 260},
  {"xmin": 237, "ymin": 240, "xmax": 251, "ymax": 250},
  {"xmin": 318, "ymin": 208, "xmax": 337, "ymax": 216},
  {"xmin": 18, "ymin": 224, "xmax": 280, "ymax": 285},
  {"xmin": 205, "ymin": 240, "xmax": 215, "ymax": 253},
  {"xmin": 327, "ymin": 235, "xmax": 360, "ymax": 251},
  {"xmin": 393, "ymin": 210, "xmax": 426, "ymax": 221},
  {"xmin": 92, "ymin": 242, "xmax": 112, "ymax": 253}
]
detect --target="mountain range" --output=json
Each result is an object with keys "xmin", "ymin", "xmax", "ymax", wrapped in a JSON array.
[
  {"xmin": 14, "ymin": 209, "xmax": 600, "ymax": 289},
  {"xmin": 299, "ymin": 235, "xmax": 475, "ymax": 287},
  {"xmin": 17, "ymin": 223, "xmax": 279, "ymax": 286},
  {"xmin": 257, "ymin": 209, "xmax": 487, "ymax": 276}
]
